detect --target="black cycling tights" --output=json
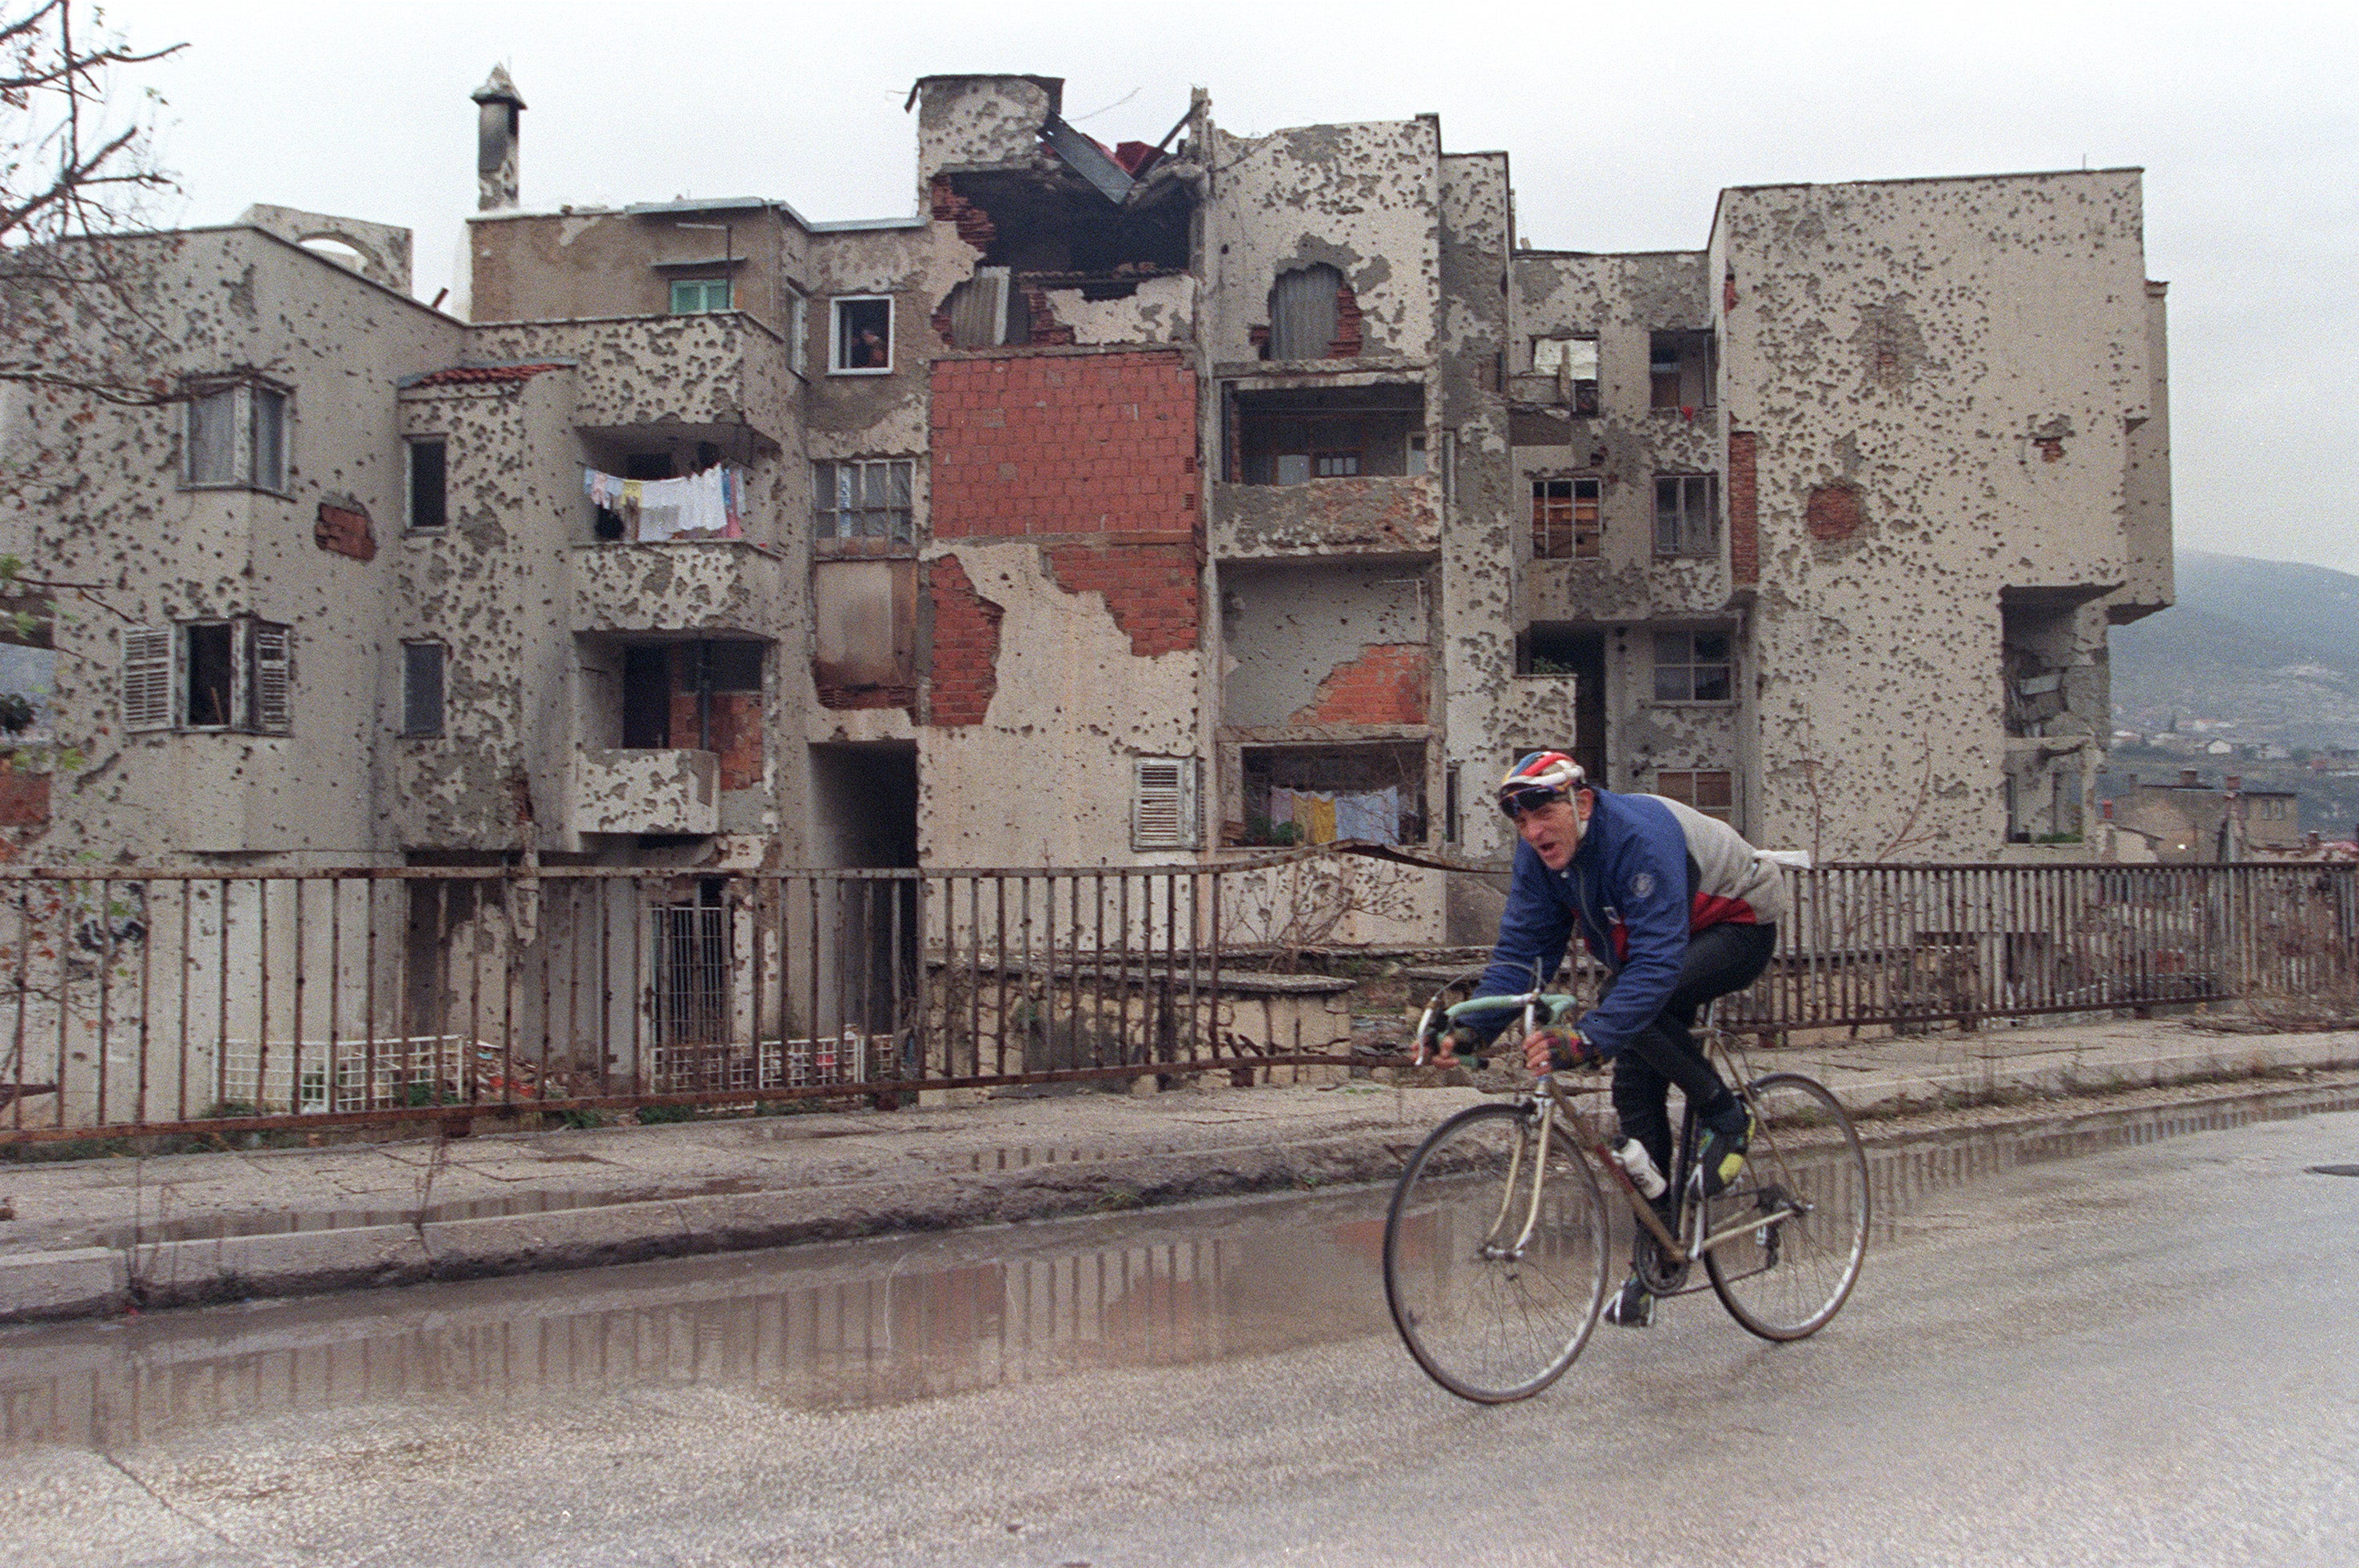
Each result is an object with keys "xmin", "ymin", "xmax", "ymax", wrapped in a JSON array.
[{"xmin": 1606, "ymin": 921, "xmax": 1778, "ymax": 1186}]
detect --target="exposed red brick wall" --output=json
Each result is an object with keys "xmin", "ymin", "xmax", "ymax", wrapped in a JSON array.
[
  {"xmin": 926, "ymin": 554, "xmax": 1004, "ymax": 726},
  {"xmin": 1019, "ymin": 284, "xmax": 1076, "ymax": 347},
  {"xmin": 1043, "ymin": 541, "xmax": 1200, "ymax": 657},
  {"xmin": 929, "ymin": 179, "xmax": 996, "ymax": 253},
  {"xmin": 929, "ymin": 350, "xmax": 1199, "ymax": 539},
  {"xmin": 1288, "ymin": 645, "xmax": 1430, "ymax": 726},
  {"xmin": 1327, "ymin": 280, "xmax": 1363, "ymax": 359},
  {"xmin": 709, "ymin": 691, "xmax": 763, "ymax": 790},
  {"xmin": 1805, "ymin": 482, "xmax": 1863, "ymax": 542},
  {"xmin": 0, "ymin": 770, "xmax": 48, "ymax": 828},
  {"xmin": 1727, "ymin": 430, "xmax": 1759, "ymax": 587}
]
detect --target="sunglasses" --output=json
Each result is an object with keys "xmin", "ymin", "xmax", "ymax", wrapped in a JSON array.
[{"xmin": 1498, "ymin": 786, "xmax": 1567, "ymax": 819}]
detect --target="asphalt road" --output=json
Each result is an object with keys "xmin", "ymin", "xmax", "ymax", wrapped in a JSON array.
[{"xmin": 3, "ymin": 1110, "xmax": 2355, "ymax": 1567}]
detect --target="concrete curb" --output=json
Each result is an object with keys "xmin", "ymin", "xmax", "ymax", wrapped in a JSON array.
[{"xmin": 113, "ymin": 1131, "xmax": 1423, "ymax": 1312}]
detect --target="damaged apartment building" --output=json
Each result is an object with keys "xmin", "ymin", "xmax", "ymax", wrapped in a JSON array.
[{"xmin": 2, "ymin": 69, "xmax": 2170, "ymax": 949}]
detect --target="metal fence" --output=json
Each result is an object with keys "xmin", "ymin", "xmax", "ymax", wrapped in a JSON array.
[
  {"xmin": 0, "ymin": 865, "xmax": 1265, "ymax": 1144},
  {"xmin": 2, "ymin": 858, "xmax": 2352, "ymax": 1144},
  {"xmin": 1726, "ymin": 862, "xmax": 2359, "ymax": 1033}
]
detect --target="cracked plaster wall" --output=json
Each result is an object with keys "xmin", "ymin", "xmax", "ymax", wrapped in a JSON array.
[
  {"xmin": 1200, "ymin": 118, "xmax": 1441, "ymax": 367},
  {"xmin": 5, "ymin": 228, "xmax": 463, "ymax": 865},
  {"xmin": 1220, "ymin": 563, "xmax": 1426, "ymax": 730},
  {"xmin": 1509, "ymin": 251, "xmax": 1728, "ymax": 627},
  {"xmin": 1432, "ymin": 152, "xmax": 1516, "ymax": 882},
  {"xmin": 917, "ymin": 544, "xmax": 1200, "ymax": 866},
  {"xmin": 1712, "ymin": 170, "xmax": 2158, "ymax": 858}
]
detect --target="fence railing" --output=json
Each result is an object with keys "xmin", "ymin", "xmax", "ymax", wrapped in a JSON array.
[{"xmin": 2, "ymin": 858, "xmax": 2351, "ymax": 1144}]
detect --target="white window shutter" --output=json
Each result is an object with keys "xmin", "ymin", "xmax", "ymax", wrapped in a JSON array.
[
  {"xmin": 252, "ymin": 623, "xmax": 292, "ymax": 734},
  {"xmin": 1132, "ymin": 757, "xmax": 1196, "ymax": 851},
  {"xmin": 121, "ymin": 627, "xmax": 173, "ymax": 731}
]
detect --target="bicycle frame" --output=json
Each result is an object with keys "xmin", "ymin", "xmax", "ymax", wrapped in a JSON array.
[{"xmin": 1422, "ymin": 980, "xmax": 1800, "ymax": 1283}]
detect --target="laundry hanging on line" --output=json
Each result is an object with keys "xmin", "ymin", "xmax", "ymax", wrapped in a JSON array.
[{"xmin": 583, "ymin": 465, "xmax": 745, "ymax": 543}]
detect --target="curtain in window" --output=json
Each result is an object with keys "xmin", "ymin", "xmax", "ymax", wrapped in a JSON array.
[
  {"xmin": 186, "ymin": 390, "xmax": 236, "ymax": 484},
  {"xmin": 1268, "ymin": 266, "xmax": 1342, "ymax": 360}
]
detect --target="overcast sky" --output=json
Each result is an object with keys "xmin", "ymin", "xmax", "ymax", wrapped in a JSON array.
[{"xmin": 91, "ymin": 0, "xmax": 2359, "ymax": 575}]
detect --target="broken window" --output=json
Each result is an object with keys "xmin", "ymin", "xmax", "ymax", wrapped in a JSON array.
[
  {"xmin": 1231, "ymin": 384, "xmax": 1423, "ymax": 485},
  {"xmin": 1531, "ymin": 337, "xmax": 1601, "ymax": 415},
  {"xmin": 183, "ymin": 380, "xmax": 289, "ymax": 491},
  {"xmin": 1518, "ymin": 626, "xmax": 1607, "ymax": 786},
  {"xmin": 1532, "ymin": 478, "xmax": 1601, "ymax": 559},
  {"xmin": 942, "ymin": 267, "xmax": 1029, "ymax": 348},
  {"xmin": 1653, "ymin": 629, "xmax": 1732, "ymax": 702},
  {"xmin": 670, "ymin": 277, "xmax": 733, "ymax": 314},
  {"xmin": 615, "ymin": 640, "xmax": 767, "ymax": 786},
  {"xmin": 1653, "ymin": 474, "xmax": 1718, "ymax": 558},
  {"xmin": 1241, "ymin": 742, "xmax": 1426, "ymax": 847},
  {"xmin": 1648, "ymin": 330, "xmax": 1715, "ymax": 412},
  {"xmin": 831, "ymin": 296, "xmax": 893, "ymax": 373},
  {"xmin": 1132, "ymin": 756, "xmax": 1200, "ymax": 850},
  {"xmin": 812, "ymin": 459, "xmax": 914, "ymax": 543},
  {"xmin": 1267, "ymin": 265, "xmax": 1348, "ymax": 360},
  {"xmin": 1654, "ymin": 768, "xmax": 1735, "ymax": 824},
  {"xmin": 122, "ymin": 619, "xmax": 292, "ymax": 734},
  {"xmin": 406, "ymin": 438, "xmax": 448, "ymax": 531},
  {"xmin": 403, "ymin": 642, "xmax": 445, "ymax": 738}
]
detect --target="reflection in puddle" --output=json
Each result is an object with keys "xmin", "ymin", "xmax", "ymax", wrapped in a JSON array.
[
  {"xmin": 1, "ymin": 1188, "xmax": 1401, "ymax": 1453},
  {"xmin": 5, "ymin": 1088, "xmax": 2341, "ymax": 1455}
]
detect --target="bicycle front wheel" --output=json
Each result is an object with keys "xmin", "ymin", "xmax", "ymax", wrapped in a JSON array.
[
  {"xmin": 1383, "ymin": 1101, "xmax": 1611, "ymax": 1403},
  {"xmin": 1703, "ymin": 1071, "xmax": 1870, "ymax": 1341}
]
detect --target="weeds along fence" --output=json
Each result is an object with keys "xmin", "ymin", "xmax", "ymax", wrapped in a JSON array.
[
  {"xmin": 1, "ymin": 858, "xmax": 2351, "ymax": 1144},
  {"xmin": 0, "ymin": 864, "xmax": 1330, "ymax": 1145}
]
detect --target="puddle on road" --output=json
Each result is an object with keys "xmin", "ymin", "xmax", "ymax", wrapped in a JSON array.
[
  {"xmin": 6, "ymin": 1086, "xmax": 2352, "ymax": 1454},
  {"xmin": 1, "ymin": 1186, "xmax": 1404, "ymax": 1454}
]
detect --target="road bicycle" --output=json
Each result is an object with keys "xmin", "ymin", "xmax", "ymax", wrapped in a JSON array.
[{"xmin": 1382, "ymin": 970, "xmax": 1871, "ymax": 1403}]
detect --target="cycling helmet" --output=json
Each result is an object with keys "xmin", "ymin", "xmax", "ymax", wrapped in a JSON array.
[{"xmin": 1497, "ymin": 750, "xmax": 1585, "ymax": 817}]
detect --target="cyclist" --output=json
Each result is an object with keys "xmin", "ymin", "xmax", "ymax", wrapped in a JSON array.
[{"xmin": 1433, "ymin": 750, "xmax": 1788, "ymax": 1327}]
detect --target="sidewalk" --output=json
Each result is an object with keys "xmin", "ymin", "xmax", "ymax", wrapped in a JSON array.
[{"xmin": 2, "ymin": 1017, "xmax": 2355, "ymax": 1323}]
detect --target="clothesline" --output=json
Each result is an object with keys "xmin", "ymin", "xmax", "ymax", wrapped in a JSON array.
[{"xmin": 583, "ymin": 465, "xmax": 745, "ymax": 543}]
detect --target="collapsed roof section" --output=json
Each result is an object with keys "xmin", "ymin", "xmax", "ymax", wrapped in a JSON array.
[{"xmin": 914, "ymin": 74, "xmax": 1201, "ymax": 280}]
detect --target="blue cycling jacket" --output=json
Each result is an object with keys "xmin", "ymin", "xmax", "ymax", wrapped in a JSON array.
[{"xmin": 1463, "ymin": 789, "xmax": 1786, "ymax": 1058}]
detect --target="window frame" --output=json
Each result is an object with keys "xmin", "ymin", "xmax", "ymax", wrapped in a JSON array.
[
  {"xmin": 1654, "ymin": 768, "xmax": 1736, "ymax": 825},
  {"xmin": 1650, "ymin": 627, "xmax": 1735, "ymax": 705},
  {"xmin": 1132, "ymin": 756, "xmax": 1201, "ymax": 851},
  {"xmin": 811, "ymin": 457, "xmax": 917, "ymax": 545},
  {"xmin": 402, "ymin": 640, "xmax": 447, "ymax": 738},
  {"xmin": 123, "ymin": 618, "xmax": 293, "ymax": 735},
  {"xmin": 405, "ymin": 437, "xmax": 448, "ymax": 533},
  {"xmin": 669, "ymin": 276, "xmax": 734, "ymax": 315},
  {"xmin": 181, "ymin": 380, "xmax": 293, "ymax": 494},
  {"xmin": 1532, "ymin": 476, "xmax": 1602, "ymax": 560},
  {"xmin": 829, "ymin": 295, "xmax": 895, "ymax": 376},
  {"xmin": 1653, "ymin": 473, "xmax": 1720, "ymax": 559}
]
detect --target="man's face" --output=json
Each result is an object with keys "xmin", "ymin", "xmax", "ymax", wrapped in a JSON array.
[{"xmin": 1512, "ymin": 790, "xmax": 1592, "ymax": 870}]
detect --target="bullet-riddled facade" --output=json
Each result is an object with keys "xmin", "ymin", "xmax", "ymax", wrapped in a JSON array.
[{"xmin": 1, "ymin": 73, "xmax": 2171, "ymax": 949}]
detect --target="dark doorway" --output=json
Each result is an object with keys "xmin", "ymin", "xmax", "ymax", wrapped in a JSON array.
[{"xmin": 1523, "ymin": 626, "xmax": 1609, "ymax": 786}]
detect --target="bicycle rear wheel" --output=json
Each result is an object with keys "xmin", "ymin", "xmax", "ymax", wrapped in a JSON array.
[
  {"xmin": 1383, "ymin": 1101, "xmax": 1611, "ymax": 1403},
  {"xmin": 1703, "ymin": 1072, "xmax": 1870, "ymax": 1341}
]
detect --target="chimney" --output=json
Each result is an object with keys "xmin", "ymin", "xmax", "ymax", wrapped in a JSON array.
[
  {"xmin": 2178, "ymin": 769, "xmax": 2198, "ymax": 788},
  {"xmin": 2224, "ymin": 774, "xmax": 2242, "ymax": 793},
  {"xmin": 472, "ymin": 66, "xmax": 527, "ymax": 212}
]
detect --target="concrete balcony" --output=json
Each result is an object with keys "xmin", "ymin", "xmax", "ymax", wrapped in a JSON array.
[
  {"xmin": 571, "ymin": 540, "xmax": 784, "ymax": 635},
  {"xmin": 469, "ymin": 313, "xmax": 794, "ymax": 443},
  {"xmin": 1211, "ymin": 476, "xmax": 1442, "ymax": 561},
  {"xmin": 572, "ymin": 747, "xmax": 718, "ymax": 836}
]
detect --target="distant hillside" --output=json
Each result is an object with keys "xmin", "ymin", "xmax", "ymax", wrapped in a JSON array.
[{"xmin": 2109, "ymin": 551, "xmax": 2359, "ymax": 750}]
